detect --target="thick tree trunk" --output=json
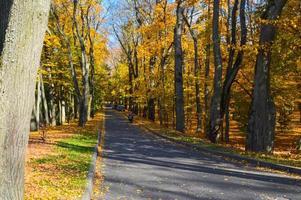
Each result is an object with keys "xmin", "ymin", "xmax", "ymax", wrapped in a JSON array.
[
  {"xmin": 209, "ymin": 0, "xmax": 223, "ymax": 142},
  {"xmin": 246, "ymin": 0, "xmax": 287, "ymax": 153},
  {"xmin": 0, "ymin": 0, "xmax": 50, "ymax": 198},
  {"xmin": 174, "ymin": 0, "xmax": 185, "ymax": 132}
]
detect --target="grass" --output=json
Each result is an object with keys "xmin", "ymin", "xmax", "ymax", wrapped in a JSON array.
[
  {"xmin": 25, "ymin": 113, "xmax": 103, "ymax": 200},
  {"xmin": 128, "ymin": 112, "xmax": 301, "ymax": 169},
  {"xmin": 167, "ymin": 132, "xmax": 301, "ymax": 168}
]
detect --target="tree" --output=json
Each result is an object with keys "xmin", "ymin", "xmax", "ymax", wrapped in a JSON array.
[
  {"xmin": 220, "ymin": 0, "xmax": 247, "ymax": 142},
  {"xmin": 183, "ymin": 6, "xmax": 203, "ymax": 133},
  {"xmin": 0, "ymin": 0, "xmax": 50, "ymax": 198},
  {"xmin": 51, "ymin": 0, "xmax": 105, "ymax": 127},
  {"xmin": 174, "ymin": 0, "xmax": 185, "ymax": 132},
  {"xmin": 209, "ymin": 0, "xmax": 223, "ymax": 142},
  {"xmin": 246, "ymin": 0, "xmax": 287, "ymax": 152}
]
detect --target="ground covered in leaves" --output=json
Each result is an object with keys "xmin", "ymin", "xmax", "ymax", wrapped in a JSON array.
[
  {"xmin": 126, "ymin": 111, "xmax": 301, "ymax": 168},
  {"xmin": 25, "ymin": 113, "xmax": 103, "ymax": 200}
]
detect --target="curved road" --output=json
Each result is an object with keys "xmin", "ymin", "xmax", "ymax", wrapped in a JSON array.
[{"xmin": 101, "ymin": 109, "xmax": 301, "ymax": 200}]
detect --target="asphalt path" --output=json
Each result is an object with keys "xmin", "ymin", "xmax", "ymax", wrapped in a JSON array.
[{"xmin": 101, "ymin": 109, "xmax": 301, "ymax": 200}]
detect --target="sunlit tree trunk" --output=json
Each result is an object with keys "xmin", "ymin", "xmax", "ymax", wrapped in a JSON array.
[
  {"xmin": 36, "ymin": 76, "xmax": 41, "ymax": 130},
  {"xmin": 0, "ymin": 0, "xmax": 50, "ymax": 198},
  {"xmin": 40, "ymin": 74, "xmax": 50, "ymax": 124}
]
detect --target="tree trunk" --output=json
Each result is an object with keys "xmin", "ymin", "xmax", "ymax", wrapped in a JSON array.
[
  {"xmin": 220, "ymin": 0, "xmax": 247, "ymax": 142},
  {"xmin": 246, "ymin": 0, "xmax": 287, "ymax": 153},
  {"xmin": 148, "ymin": 98, "xmax": 155, "ymax": 121},
  {"xmin": 159, "ymin": 98, "xmax": 163, "ymax": 125},
  {"xmin": 30, "ymin": 106, "xmax": 38, "ymax": 131},
  {"xmin": 61, "ymin": 100, "xmax": 66, "ymax": 124},
  {"xmin": 74, "ymin": 94, "xmax": 78, "ymax": 119},
  {"xmin": 58, "ymin": 99, "xmax": 62, "ymax": 125},
  {"xmin": 174, "ymin": 0, "xmax": 185, "ymax": 132},
  {"xmin": 73, "ymin": 1, "xmax": 90, "ymax": 127},
  {"xmin": 52, "ymin": 101, "xmax": 57, "ymax": 126},
  {"xmin": 209, "ymin": 0, "xmax": 223, "ymax": 142},
  {"xmin": 36, "ymin": 76, "xmax": 41, "ymax": 130},
  {"xmin": 183, "ymin": 15, "xmax": 202, "ymax": 133},
  {"xmin": 90, "ymin": 56, "xmax": 96, "ymax": 118},
  {"xmin": 204, "ymin": 1, "xmax": 211, "ymax": 137},
  {"xmin": 297, "ymin": 137, "xmax": 301, "ymax": 151},
  {"xmin": 225, "ymin": 102, "xmax": 230, "ymax": 143},
  {"xmin": 51, "ymin": 6, "xmax": 83, "ymax": 125},
  {"xmin": 86, "ymin": 11, "xmax": 96, "ymax": 119},
  {"xmin": 0, "ymin": 0, "xmax": 50, "ymax": 198},
  {"xmin": 40, "ymin": 74, "xmax": 49, "ymax": 124}
]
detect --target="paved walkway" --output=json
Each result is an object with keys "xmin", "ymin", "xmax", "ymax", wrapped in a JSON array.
[{"xmin": 101, "ymin": 109, "xmax": 301, "ymax": 200}]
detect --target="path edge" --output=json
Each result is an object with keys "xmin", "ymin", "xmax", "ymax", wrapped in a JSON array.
[
  {"xmin": 81, "ymin": 119, "xmax": 103, "ymax": 200},
  {"xmin": 128, "ymin": 115, "xmax": 301, "ymax": 176}
]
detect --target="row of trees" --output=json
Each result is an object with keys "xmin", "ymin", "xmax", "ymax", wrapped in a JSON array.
[
  {"xmin": 31, "ymin": 0, "xmax": 109, "ymax": 130},
  {"xmin": 109, "ymin": 0, "xmax": 300, "ymax": 152}
]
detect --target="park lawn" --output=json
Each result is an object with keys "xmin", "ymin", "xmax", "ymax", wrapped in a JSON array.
[
  {"xmin": 127, "ymin": 112, "xmax": 301, "ymax": 169},
  {"xmin": 25, "ymin": 113, "xmax": 103, "ymax": 200}
]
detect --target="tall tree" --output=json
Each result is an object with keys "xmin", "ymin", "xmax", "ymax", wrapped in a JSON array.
[
  {"xmin": 246, "ymin": 0, "xmax": 287, "ymax": 152},
  {"xmin": 73, "ymin": 0, "xmax": 91, "ymax": 126},
  {"xmin": 174, "ymin": 0, "xmax": 185, "ymax": 132},
  {"xmin": 220, "ymin": 0, "xmax": 247, "ymax": 142},
  {"xmin": 209, "ymin": 0, "xmax": 223, "ymax": 142},
  {"xmin": 183, "ymin": 7, "xmax": 203, "ymax": 133},
  {"xmin": 0, "ymin": 0, "xmax": 50, "ymax": 198}
]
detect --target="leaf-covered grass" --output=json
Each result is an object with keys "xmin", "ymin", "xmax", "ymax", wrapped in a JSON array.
[
  {"xmin": 25, "ymin": 113, "xmax": 103, "ymax": 200},
  {"xmin": 130, "ymin": 113, "xmax": 301, "ymax": 169}
]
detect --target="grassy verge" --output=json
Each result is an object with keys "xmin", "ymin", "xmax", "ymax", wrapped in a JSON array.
[
  {"xmin": 128, "ymin": 113, "xmax": 301, "ymax": 168},
  {"xmin": 25, "ymin": 113, "xmax": 103, "ymax": 200}
]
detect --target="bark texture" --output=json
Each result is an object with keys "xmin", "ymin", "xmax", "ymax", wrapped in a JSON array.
[
  {"xmin": 209, "ymin": 0, "xmax": 223, "ymax": 142},
  {"xmin": 0, "ymin": 0, "xmax": 50, "ymax": 198},
  {"xmin": 174, "ymin": 0, "xmax": 185, "ymax": 132},
  {"xmin": 246, "ymin": 0, "xmax": 287, "ymax": 152}
]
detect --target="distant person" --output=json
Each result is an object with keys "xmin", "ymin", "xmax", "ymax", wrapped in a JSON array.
[{"xmin": 128, "ymin": 111, "xmax": 134, "ymax": 123}]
